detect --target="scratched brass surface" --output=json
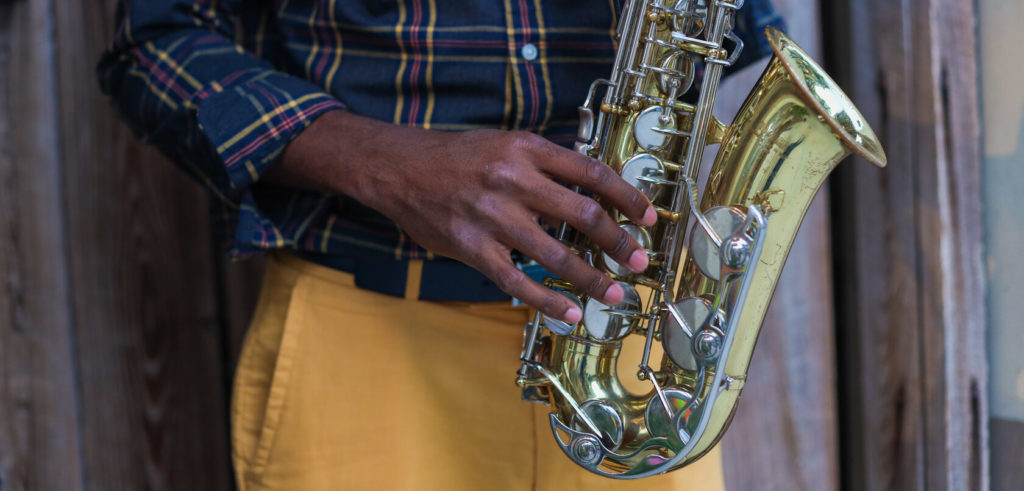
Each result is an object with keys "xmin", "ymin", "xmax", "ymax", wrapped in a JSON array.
[
  {"xmin": 669, "ymin": 27, "xmax": 886, "ymax": 465},
  {"xmin": 537, "ymin": 26, "xmax": 885, "ymax": 476}
]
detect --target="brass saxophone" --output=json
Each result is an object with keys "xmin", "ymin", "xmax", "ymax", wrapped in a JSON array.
[{"xmin": 515, "ymin": 0, "xmax": 887, "ymax": 479}]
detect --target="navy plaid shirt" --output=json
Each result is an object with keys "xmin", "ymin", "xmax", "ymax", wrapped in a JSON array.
[{"xmin": 98, "ymin": 0, "xmax": 784, "ymax": 263}]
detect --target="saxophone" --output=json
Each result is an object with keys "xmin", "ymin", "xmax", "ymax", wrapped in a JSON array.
[{"xmin": 515, "ymin": 0, "xmax": 886, "ymax": 479}]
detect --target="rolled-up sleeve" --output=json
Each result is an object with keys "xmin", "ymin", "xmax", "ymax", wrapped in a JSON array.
[{"xmin": 97, "ymin": 0, "xmax": 344, "ymax": 198}]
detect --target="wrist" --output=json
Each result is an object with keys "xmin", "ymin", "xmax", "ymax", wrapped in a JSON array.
[
  {"xmin": 271, "ymin": 110, "xmax": 443, "ymax": 213},
  {"xmin": 269, "ymin": 108, "xmax": 351, "ymax": 194}
]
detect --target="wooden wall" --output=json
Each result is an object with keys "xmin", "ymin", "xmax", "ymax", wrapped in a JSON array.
[
  {"xmin": 0, "ymin": 0, "xmax": 990, "ymax": 490},
  {"xmin": 825, "ymin": 0, "xmax": 988, "ymax": 489},
  {"xmin": 0, "ymin": 0, "xmax": 250, "ymax": 488}
]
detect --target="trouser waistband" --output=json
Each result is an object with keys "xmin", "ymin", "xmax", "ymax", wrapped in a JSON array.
[{"xmin": 293, "ymin": 251, "xmax": 511, "ymax": 302}]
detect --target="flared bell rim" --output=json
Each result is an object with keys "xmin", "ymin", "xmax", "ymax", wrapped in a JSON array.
[{"xmin": 765, "ymin": 26, "xmax": 888, "ymax": 168}]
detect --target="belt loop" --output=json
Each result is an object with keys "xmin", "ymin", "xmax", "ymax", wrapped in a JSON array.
[{"xmin": 404, "ymin": 260, "xmax": 423, "ymax": 300}]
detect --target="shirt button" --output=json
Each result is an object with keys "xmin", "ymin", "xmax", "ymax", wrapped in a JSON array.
[{"xmin": 521, "ymin": 43, "xmax": 539, "ymax": 61}]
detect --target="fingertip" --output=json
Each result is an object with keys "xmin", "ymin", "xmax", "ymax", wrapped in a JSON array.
[
  {"xmin": 564, "ymin": 306, "xmax": 583, "ymax": 325},
  {"xmin": 627, "ymin": 248, "xmax": 649, "ymax": 273},
  {"xmin": 641, "ymin": 206, "xmax": 657, "ymax": 227},
  {"xmin": 603, "ymin": 282, "xmax": 624, "ymax": 305}
]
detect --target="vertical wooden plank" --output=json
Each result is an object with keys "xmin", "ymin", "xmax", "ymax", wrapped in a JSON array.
[
  {"xmin": 825, "ymin": 0, "xmax": 987, "ymax": 488},
  {"xmin": 825, "ymin": 1, "xmax": 924, "ymax": 489},
  {"xmin": 930, "ymin": 1, "xmax": 986, "ymax": 489},
  {"xmin": 48, "ymin": 0, "xmax": 232, "ymax": 488},
  {"xmin": 718, "ymin": 1, "xmax": 839, "ymax": 489},
  {"xmin": 0, "ymin": 1, "xmax": 86, "ymax": 489}
]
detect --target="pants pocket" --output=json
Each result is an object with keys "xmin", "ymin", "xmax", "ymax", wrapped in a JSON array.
[{"xmin": 231, "ymin": 273, "xmax": 310, "ymax": 488}]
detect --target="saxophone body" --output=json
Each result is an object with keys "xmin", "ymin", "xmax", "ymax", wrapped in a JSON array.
[{"xmin": 516, "ymin": 0, "xmax": 887, "ymax": 479}]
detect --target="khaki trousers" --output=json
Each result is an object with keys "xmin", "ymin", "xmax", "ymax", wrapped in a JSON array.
[{"xmin": 231, "ymin": 253, "xmax": 725, "ymax": 490}]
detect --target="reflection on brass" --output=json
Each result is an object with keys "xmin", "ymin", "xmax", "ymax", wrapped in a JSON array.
[
  {"xmin": 655, "ymin": 207, "xmax": 682, "ymax": 222},
  {"xmin": 600, "ymin": 103, "xmax": 630, "ymax": 116},
  {"xmin": 705, "ymin": 116, "xmax": 726, "ymax": 144},
  {"xmin": 517, "ymin": 4, "xmax": 886, "ymax": 479}
]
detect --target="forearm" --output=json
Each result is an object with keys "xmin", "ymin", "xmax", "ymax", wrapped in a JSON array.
[{"xmin": 268, "ymin": 110, "xmax": 444, "ymax": 206}]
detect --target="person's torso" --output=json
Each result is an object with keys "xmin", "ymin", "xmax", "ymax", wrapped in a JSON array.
[
  {"xmin": 239, "ymin": 1, "xmax": 619, "ymax": 146},
  {"xmin": 223, "ymin": 0, "xmax": 783, "ymax": 263}
]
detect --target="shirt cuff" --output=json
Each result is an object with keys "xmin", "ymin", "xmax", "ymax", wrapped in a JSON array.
[{"xmin": 196, "ymin": 70, "xmax": 345, "ymax": 190}]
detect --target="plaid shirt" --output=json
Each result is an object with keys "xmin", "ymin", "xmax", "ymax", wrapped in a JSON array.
[{"xmin": 98, "ymin": 0, "xmax": 784, "ymax": 262}]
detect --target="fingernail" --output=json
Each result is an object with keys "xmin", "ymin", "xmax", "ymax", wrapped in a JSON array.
[
  {"xmin": 628, "ymin": 249, "xmax": 649, "ymax": 272},
  {"xmin": 565, "ymin": 307, "xmax": 583, "ymax": 324},
  {"xmin": 642, "ymin": 206, "xmax": 657, "ymax": 227},
  {"xmin": 603, "ymin": 283, "xmax": 624, "ymax": 305}
]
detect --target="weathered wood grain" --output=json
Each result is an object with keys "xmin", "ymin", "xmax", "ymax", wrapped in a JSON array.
[
  {"xmin": 828, "ymin": 3, "xmax": 927, "ymax": 489},
  {"xmin": 825, "ymin": 0, "xmax": 987, "ymax": 489},
  {"xmin": 0, "ymin": 1, "xmax": 86, "ymax": 490},
  {"xmin": 44, "ymin": 0, "xmax": 232, "ymax": 488},
  {"xmin": 931, "ymin": 1, "xmax": 987, "ymax": 489}
]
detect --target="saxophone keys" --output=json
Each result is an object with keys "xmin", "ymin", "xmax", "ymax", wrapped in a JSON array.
[
  {"xmin": 692, "ymin": 327, "xmax": 725, "ymax": 365},
  {"xmin": 645, "ymin": 250, "xmax": 666, "ymax": 267},
  {"xmin": 671, "ymin": 0, "xmax": 707, "ymax": 37},
  {"xmin": 655, "ymin": 207, "xmax": 683, "ymax": 222},
  {"xmin": 582, "ymin": 282, "xmax": 642, "ymax": 341},
  {"xmin": 542, "ymin": 277, "xmax": 575, "ymax": 290},
  {"xmin": 689, "ymin": 206, "xmax": 746, "ymax": 281},
  {"xmin": 634, "ymin": 277, "xmax": 665, "ymax": 290},
  {"xmin": 634, "ymin": 175, "xmax": 675, "ymax": 186},
  {"xmin": 720, "ymin": 235, "xmax": 753, "ymax": 273},
  {"xmin": 661, "ymin": 297, "xmax": 714, "ymax": 371},
  {"xmin": 602, "ymin": 223, "xmax": 652, "ymax": 277},
  {"xmin": 542, "ymin": 291, "xmax": 584, "ymax": 335},
  {"xmin": 569, "ymin": 434, "xmax": 605, "ymax": 467},
  {"xmin": 575, "ymin": 106, "xmax": 595, "ymax": 143},
  {"xmin": 571, "ymin": 400, "xmax": 625, "ymax": 452},
  {"xmin": 620, "ymin": 153, "xmax": 668, "ymax": 201},
  {"xmin": 599, "ymin": 102, "xmax": 629, "ymax": 116},
  {"xmin": 657, "ymin": 51, "xmax": 696, "ymax": 96},
  {"xmin": 633, "ymin": 106, "xmax": 673, "ymax": 151},
  {"xmin": 644, "ymin": 388, "xmax": 696, "ymax": 442}
]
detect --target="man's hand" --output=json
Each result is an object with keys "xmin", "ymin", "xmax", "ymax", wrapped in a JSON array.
[{"xmin": 271, "ymin": 110, "xmax": 656, "ymax": 324}]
